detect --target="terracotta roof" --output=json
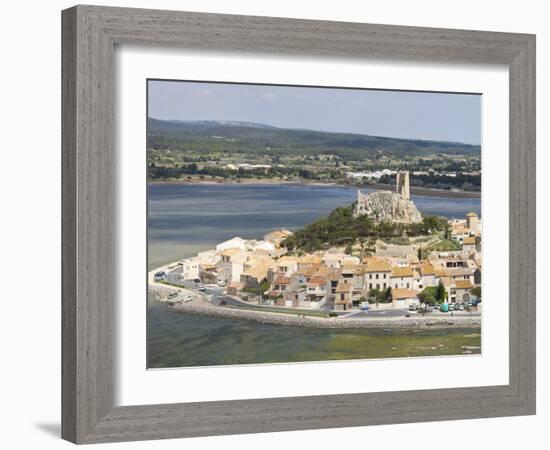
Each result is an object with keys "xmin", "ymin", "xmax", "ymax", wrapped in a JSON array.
[
  {"xmin": 447, "ymin": 268, "xmax": 474, "ymax": 277},
  {"xmin": 365, "ymin": 260, "xmax": 392, "ymax": 272},
  {"xmin": 392, "ymin": 288, "xmax": 418, "ymax": 300},
  {"xmin": 295, "ymin": 264, "xmax": 320, "ymax": 277},
  {"xmin": 440, "ymin": 277, "xmax": 454, "ymax": 287},
  {"xmin": 241, "ymin": 263, "xmax": 271, "ymax": 280},
  {"xmin": 335, "ymin": 281, "xmax": 353, "ymax": 293},
  {"xmin": 297, "ymin": 254, "xmax": 323, "ymax": 264},
  {"xmin": 419, "ymin": 262, "xmax": 436, "ymax": 276},
  {"xmin": 463, "ymin": 236, "xmax": 476, "ymax": 245},
  {"xmin": 391, "ymin": 266, "xmax": 414, "ymax": 277},
  {"xmin": 276, "ymin": 256, "xmax": 297, "ymax": 266},
  {"xmin": 273, "ymin": 276, "xmax": 291, "ymax": 285},
  {"xmin": 219, "ymin": 248, "xmax": 242, "ymax": 257},
  {"xmin": 434, "ymin": 267, "xmax": 449, "ymax": 277},
  {"xmin": 466, "ymin": 212, "xmax": 478, "ymax": 217},
  {"xmin": 307, "ymin": 275, "xmax": 328, "ymax": 286},
  {"xmin": 455, "ymin": 279, "xmax": 473, "ymax": 289}
]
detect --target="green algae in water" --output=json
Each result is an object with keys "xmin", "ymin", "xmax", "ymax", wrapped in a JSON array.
[{"xmin": 148, "ymin": 301, "xmax": 481, "ymax": 368}]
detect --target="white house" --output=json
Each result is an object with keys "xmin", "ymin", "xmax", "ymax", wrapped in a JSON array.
[
  {"xmin": 390, "ymin": 266, "xmax": 414, "ymax": 290},
  {"xmin": 391, "ymin": 288, "xmax": 419, "ymax": 308},
  {"xmin": 182, "ymin": 257, "xmax": 200, "ymax": 280},
  {"xmin": 251, "ymin": 240, "xmax": 276, "ymax": 254},
  {"xmin": 216, "ymin": 237, "xmax": 247, "ymax": 252}
]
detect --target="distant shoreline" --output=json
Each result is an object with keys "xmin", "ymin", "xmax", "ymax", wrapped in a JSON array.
[{"xmin": 148, "ymin": 179, "xmax": 481, "ymax": 199}]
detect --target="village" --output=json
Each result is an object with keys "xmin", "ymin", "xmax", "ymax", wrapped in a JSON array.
[{"xmin": 151, "ymin": 171, "xmax": 482, "ymax": 325}]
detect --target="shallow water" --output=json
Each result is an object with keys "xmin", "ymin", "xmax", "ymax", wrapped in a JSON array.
[{"xmin": 147, "ymin": 298, "xmax": 481, "ymax": 367}]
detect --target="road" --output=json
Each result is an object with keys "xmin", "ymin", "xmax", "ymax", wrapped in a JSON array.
[{"xmin": 156, "ymin": 265, "xmax": 481, "ymax": 320}]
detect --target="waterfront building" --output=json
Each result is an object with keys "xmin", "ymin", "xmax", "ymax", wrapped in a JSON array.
[
  {"xmin": 364, "ymin": 259, "xmax": 392, "ymax": 291},
  {"xmin": 391, "ymin": 288, "xmax": 419, "ymax": 308},
  {"xmin": 334, "ymin": 281, "xmax": 353, "ymax": 311},
  {"xmin": 390, "ymin": 265, "xmax": 414, "ymax": 290},
  {"xmin": 216, "ymin": 236, "xmax": 247, "ymax": 252}
]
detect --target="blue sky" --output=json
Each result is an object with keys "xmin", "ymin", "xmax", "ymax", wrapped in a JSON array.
[{"xmin": 148, "ymin": 80, "xmax": 481, "ymax": 145}]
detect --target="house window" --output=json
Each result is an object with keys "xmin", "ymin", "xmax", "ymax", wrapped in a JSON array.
[
  {"xmin": 406, "ymin": 283, "xmax": 410, "ymax": 289},
  {"xmin": 383, "ymin": 283, "xmax": 386, "ymax": 289},
  {"xmin": 340, "ymin": 293, "xmax": 345, "ymax": 300},
  {"xmin": 369, "ymin": 283, "xmax": 372, "ymax": 289},
  {"xmin": 376, "ymin": 284, "xmax": 380, "ymax": 290},
  {"xmin": 369, "ymin": 274, "xmax": 372, "ymax": 279},
  {"xmin": 376, "ymin": 274, "xmax": 379, "ymax": 279}
]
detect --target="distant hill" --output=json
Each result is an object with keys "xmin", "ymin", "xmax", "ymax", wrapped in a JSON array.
[{"xmin": 147, "ymin": 118, "xmax": 480, "ymax": 160}]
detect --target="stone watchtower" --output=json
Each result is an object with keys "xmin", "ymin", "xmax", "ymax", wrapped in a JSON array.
[{"xmin": 396, "ymin": 170, "xmax": 410, "ymax": 200}]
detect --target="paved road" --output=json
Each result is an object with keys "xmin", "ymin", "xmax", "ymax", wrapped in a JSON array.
[{"xmin": 158, "ymin": 266, "xmax": 481, "ymax": 319}]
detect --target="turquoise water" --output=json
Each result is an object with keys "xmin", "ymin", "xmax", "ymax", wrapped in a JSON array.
[{"xmin": 147, "ymin": 183, "xmax": 481, "ymax": 368}]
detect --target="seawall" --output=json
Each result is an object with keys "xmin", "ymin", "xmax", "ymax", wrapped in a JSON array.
[{"xmin": 167, "ymin": 296, "xmax": 481, "ymax": 330}]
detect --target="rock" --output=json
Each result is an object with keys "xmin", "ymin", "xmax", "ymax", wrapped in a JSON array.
[{"xmin": 354, "ymin": 190, "xmax": 422, "ymax": 224}]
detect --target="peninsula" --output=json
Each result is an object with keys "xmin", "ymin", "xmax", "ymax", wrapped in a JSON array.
[{"xmin": 149, "ymin": 171, "xmax": 482, "ymax": 329}]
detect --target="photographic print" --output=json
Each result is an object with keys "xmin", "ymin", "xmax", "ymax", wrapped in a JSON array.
[{"xmin": 147, "ymin": 80, "xmax": 482, "ymax": 368}]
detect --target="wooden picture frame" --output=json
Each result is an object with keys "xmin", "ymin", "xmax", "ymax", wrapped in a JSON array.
[{"xmin": 62, "ymin": 5, "xmax": 536, "ymax": 444}]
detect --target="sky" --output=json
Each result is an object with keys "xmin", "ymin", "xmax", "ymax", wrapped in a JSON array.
[{"xmin": 148, "ymin": 80, "xmax": 481, "ymax": 145}]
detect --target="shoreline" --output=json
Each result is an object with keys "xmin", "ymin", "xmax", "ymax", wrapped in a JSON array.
[
  {"xmin": 166, "ymin": 294, "xmax": 481, "ymax": 330},
  {"xmin": 148, "ymin": 179, "xmax": 481, "ymax": 199}
]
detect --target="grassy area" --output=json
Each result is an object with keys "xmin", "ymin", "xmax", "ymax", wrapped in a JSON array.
[{"xmin": 426, "ymin": 238, "xmax": 461, "ymax": 252}]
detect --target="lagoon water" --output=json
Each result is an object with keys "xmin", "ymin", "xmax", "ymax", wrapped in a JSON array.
[
  {"xmin": 147, "ymin": 183, "xmax": 481, "ymax": 367},
  {"xmin": 148, "ymin": 183, "xmax": 481, "ymax": 270}
]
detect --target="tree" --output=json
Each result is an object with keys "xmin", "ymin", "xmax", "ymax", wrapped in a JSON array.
[
  {"xmin": 470, "ymin": 286, "xmax": 481, "ymax": 298},
  {"xmin": 436, "ymin": 282, "xmax": 447, "ymax": 303},
  {"xmin": 419, "ymin": 293, "xmax": 436, "ymax": 315}
]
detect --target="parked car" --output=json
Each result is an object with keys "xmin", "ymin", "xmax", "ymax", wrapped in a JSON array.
[
  {"xmin": 198, "ymin": 285, "xmax": 206, "ymax": 291},
  {"xmin": 217, "ymin": 281, "xmax": 226, "ymax": 287},
  {"xmin": 167, "ymin": 292, "xmax": 179, "ymax": 299},
  {"xmin": 154, "ymin": 271, "xmax": 166, "ymax": 282}
]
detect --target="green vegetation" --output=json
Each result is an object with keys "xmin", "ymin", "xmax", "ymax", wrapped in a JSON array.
[
  {"xmin": 149, "ymin": 119, "xmax": 481, "ymax": 159},
  {"xmin": 368, "ymin": 287, "xmax": 392, "ymax": 304},
  {"xmin": 283, "ymin": 205, "xmax": 450, "ymax": 253},
  {"xmin": 470, "ymin": 286, "xmax": 481, "ymax": 298},
  {"xmin": 242, "ymin": 279, "xmax": 270, "ymax": 295},
  {"xmin": 426, "ymin": 238, "xmax": 461, "ymax": 252},
  {"xmin": 147, "ymin": 119, "xmax": 481, "ymax": 190}
]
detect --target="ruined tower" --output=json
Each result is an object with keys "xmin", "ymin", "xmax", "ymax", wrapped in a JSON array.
[{"xmin": 396, "ymin": 170, "xmax": 410, "ymax": 200}]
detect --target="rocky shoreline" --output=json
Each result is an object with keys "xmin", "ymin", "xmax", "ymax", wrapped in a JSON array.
[{"xmin": 167, "ymin": 296, "xmax": 481, "ymax": 330}]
